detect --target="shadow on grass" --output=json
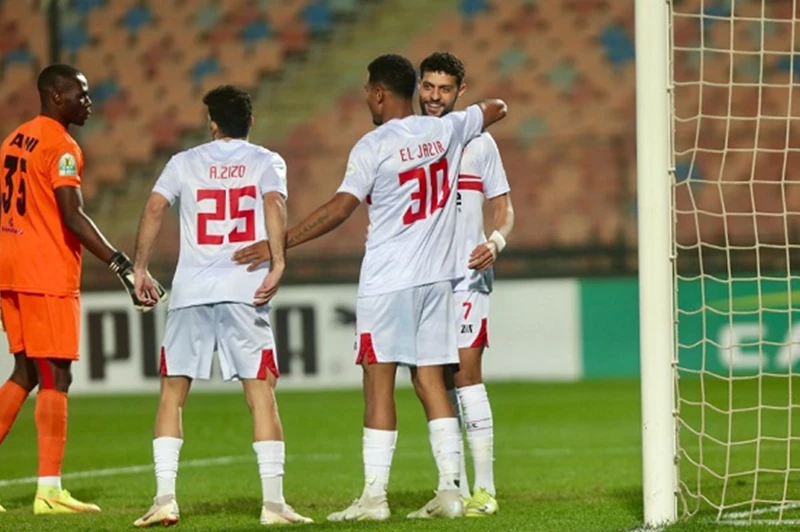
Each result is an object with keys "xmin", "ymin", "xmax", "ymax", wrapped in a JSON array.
[{"xmin": 610, "ymin": 485, "xmax": 643, "ymax": 522}]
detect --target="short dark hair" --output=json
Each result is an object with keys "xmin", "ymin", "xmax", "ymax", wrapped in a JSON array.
[
  {"xmin": 419, "ymin": 52, "xmax": 466, "ymax": 87},
  {"xmin": 367, "ymin": 54, "xmax": 416, "ymax": 100},
  {"xmin": 37, "ymin": 63, "xmax": 82, "ymax": 95},
  {"xmin": 202, "ymin": 85, "xmax": 252, "ymax": 139}
]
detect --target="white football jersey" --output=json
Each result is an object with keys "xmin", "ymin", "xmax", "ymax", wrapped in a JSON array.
[
  {"xmin": 152, "ymin": 139, "xmax": 287, "ymax": 310},
  {"xmin": 452, "ymin": 132, "xmax": 511, "ymax": 293},
  {"xmin": 337, "ymin": 104, "xmax": 484, "ymax": 297}
]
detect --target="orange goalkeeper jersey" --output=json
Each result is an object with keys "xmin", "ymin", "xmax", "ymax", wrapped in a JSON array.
[{"xmin": 0, "ymin": 115, "xmax": 83, "ymax": 296}]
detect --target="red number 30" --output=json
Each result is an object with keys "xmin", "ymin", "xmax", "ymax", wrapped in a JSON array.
[
  {"xmin": 398, "ymin": 158, "xmax": 450, "ymax": 226},
  {"xmin": 197, "ymin": 186, "xmax": 256, "ymax": 245}
]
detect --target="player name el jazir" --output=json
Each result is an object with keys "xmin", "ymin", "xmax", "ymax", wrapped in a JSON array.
[{"xmin": 399, "ymin": 140, "xmax": 446, "ymax": 162}]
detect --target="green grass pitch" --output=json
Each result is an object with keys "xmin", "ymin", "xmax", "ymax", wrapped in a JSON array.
[{"xmin": 0, "ymin": 380, "xmax": 796, "ymax": 531}]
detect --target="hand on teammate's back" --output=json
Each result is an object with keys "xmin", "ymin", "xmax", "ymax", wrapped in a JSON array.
[
  {"xmin": 253, "ymin": 265, "xmax": 283, "ymax": 306},
  {"xmin": 468, "ymin": 241, "xmax": 498, "ymax": 272},
  {"xmin": 232, "ymin": 240, "xmax": 272, "ymax": 271}
]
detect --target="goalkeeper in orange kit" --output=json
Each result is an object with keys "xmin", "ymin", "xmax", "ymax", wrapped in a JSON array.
[{"xmin": 0, "ymin": 64, "xmax": 165, "ymax": 514}]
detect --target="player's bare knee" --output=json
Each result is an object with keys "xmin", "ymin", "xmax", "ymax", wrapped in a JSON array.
[
  {"xmin": 52, "ymin": 368, "xmax": 72, "ymax": 393},
  {"xmin": 9, "ymin": 353, "xmax": 38, "ymax": 392},
  {"xmin": 453, "ymin": 367, "xmax": 482, "ymax": 388},
  {"xmin": 412, "ymin": 372, "xmax": 446, "ymax": 402},
  {"xmin": 159, "ymin": 376, "xmax": 191, "ymax": 407},
  {"xmin": 242, "ymin": 379, "xmax": 276, "ymax": 413},
  {"xmin": 8, "ymin": 368, "xmax": 39, "ymax": 393}
]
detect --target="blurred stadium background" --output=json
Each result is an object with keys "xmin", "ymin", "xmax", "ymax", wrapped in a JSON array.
[
  {"xmin": 0, "ymin": 0, "xmax": 642, "ymax": 287},
  {"xmin": 2, "ymin": 0, "xmax": 797, "ymax": 530}
]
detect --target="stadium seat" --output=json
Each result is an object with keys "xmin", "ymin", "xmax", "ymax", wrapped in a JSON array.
[
  {"xmin": 123, "ymin": 4, "xmax": 154, "ymax": 33},
  {"xmin": 303, "ymin": 1, "xmax": 333, "ymax": 35},
  {"xmin": 241, "ymin": 19, "xmax": 272, "ymax": 45}
]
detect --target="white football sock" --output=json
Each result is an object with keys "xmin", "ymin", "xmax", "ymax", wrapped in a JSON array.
[
  {"xmin": 37, "ymin": 476, "xmax": 61, "ymax": 490},
  {"xmin": 458, "ymin": 383, "xmax": 495, "ymax": 496},
  {"xmin": 153, "ymin": 436, "xmax": 183, "ymax": 499},
  {"xmin": 362, "ymin": 428, "xmax": 397, "ymax": 499},
  {"xmin": 448, "ymin": 388, "xmax": 471, "ymax": 498},
  {"xmin": 428, "ymin": 417, "xmax": 461, "ymax": 492},
  {"xmin": 254, "ymin": 440, "xmax": 285, "ymax": 504}
]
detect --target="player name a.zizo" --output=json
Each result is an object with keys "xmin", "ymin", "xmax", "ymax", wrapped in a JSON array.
[
  {"xmin": 209, "ymin": 164, "xmax": 247, "ymax": 179},
  {"xmin": 399, "ymin": 140, "xmax": 446, "ymax": 162}
]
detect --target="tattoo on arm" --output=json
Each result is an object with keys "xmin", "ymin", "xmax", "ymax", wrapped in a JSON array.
[{"xmin": 288, "ymin": 209, "xmax": 330, "ymax": 248}]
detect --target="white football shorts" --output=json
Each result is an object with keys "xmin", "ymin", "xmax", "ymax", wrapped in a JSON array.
[
  {"xmin": 160, "ymin": 303, "xmax": 278, "ymax": 381},
  {"xmin": 453, "ymin": 290, "xmax": 490, "ymax": 350},
  {"xmin": 354, "ymin": 281, "xmax": 458, "ymax": 367}
]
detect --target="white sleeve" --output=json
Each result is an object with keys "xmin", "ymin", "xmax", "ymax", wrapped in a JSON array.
[
  {"xmin": 336, "ymin": 136, "xmax": 376, "ymax": 202},
  {"xmin": 481, "ymin": 135, "xmax": 511, "ymax": 199},
  {"xmin": 444, "ymin": 104, "xmax": 484, "ymax": 146},
  {"xmin": 260, "ymin": 153, "xmax": 288, "ymax": 199},
  {"xmin": 152, "ymin": 156, "xmax": 181, "ymax": 205}
]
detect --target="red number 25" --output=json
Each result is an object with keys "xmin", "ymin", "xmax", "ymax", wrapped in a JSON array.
[
  {"xmin": 399, "ymin": 158, "xmax": 450, "ymax": 225},
  {"xmin": 197, "ymin": 186, "xmax": 256, "ymax": 245}
]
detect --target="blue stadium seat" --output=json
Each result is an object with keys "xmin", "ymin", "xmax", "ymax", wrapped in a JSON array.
[
  {"xmin": 241, "ymin": 19, "xmax": 272, "ymax": 45},
  {"xmin": 548, "ymin": 61, "xmax": 577, "ymax": 92},
  {"xmin": 90, "ymin": 79, "xmax": 121, "ymax": 107},
  {"xmin": 303, "ymin": 1, "xmax": 332, "ymax": 34},
  {"xmin": 191, "ymin": 57, "xmax": 220, "ymax": 84},
  {"xmin": 61, "ymin": 24, "xmax": 90, "ymax": 53},
  {"xmin": 702, "ymin": 0, "xmax": 732, "ymax": 32},
  {"xmin": 195, "ymin": 3, "xmax": 223, "ymax": 34},
  {"xmin": 460, "ymin": 0, "xmax": 489, "ymax": 17},
  {"xmin": 518, "ymin": 117, "xmax": 546, "ymax": 145},
  {"xmin": 72, "ymin": 0, "xmax": 106, "ymax": 17},
  {"xmin": 599, "ymin": 25, "xmax": 634, "ymax": 68},
  {"xmin": 675, "ymin": 160, "xmax": 703, "ymax": 183},
  {"xmin": 3, "ymin": 48, "xmax": 34, "ymax": 66},
  {"xmin": 498, "ymin": 46, "xmax": 527, "ymax": 77},
  {"xmin": 123, "ymin": 5, "xmax": 153, "ymax": 34},
  {"xmin": 776, "ymin": 56, "xmax": 800, "ymax": 79}
]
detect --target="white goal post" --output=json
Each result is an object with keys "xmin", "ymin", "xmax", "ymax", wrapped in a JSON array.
[
  {"xmin": 639, "ymin": 0, "xmax": 800, "ymax": 527},
  {"xmin": 636, "ymin": 0, "xmax": 678, "ymax": 527}
]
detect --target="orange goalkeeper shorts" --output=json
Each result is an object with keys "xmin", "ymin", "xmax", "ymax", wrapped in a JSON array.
[{"xmin": 1, "ymin": 292, "xmax": 80, "ymax": 360}]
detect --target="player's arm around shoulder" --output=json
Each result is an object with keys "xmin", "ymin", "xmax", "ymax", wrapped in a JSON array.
[{"xmin": 476, "ymin": 99, "xmax": 508, "ymax": 130}]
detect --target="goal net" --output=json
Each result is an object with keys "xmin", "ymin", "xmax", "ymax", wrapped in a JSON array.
[{"xmin": 672, "ymin": 0, "xmax": 800, "ymax": 524}]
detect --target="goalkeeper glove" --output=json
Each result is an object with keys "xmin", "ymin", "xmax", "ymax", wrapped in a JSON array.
[{"xmin": 107, "ymin": 251, "xmax": 167, "ymax": 312}]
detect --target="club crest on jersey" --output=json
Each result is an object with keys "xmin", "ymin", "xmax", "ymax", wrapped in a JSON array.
[{"xmin": 58, "ymin": 153, "xmax": 77, "ymax": 176}]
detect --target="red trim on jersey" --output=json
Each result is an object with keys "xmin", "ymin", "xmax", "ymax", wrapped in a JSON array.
[
  {"xmin": 458, "ymin": 174, "xmax": 482, "ymax": 181},
  {"xmin": 160, "ymin": 346, "xmax": 168, "ymax": 376},
  {"xmin": 355, "ymin": 333, "xmax": 378, "ymax": 365},
  {"xmin": 470, "ymin": 318, "xmax": 489, "ymax": 348},
  {"xmin": 36, "ymin": 360, "xmax": 55, "ymax": 389},
  {"xmin": 366, "ymin": 194, "xmax": 372, "ymax": 205},
  {"xmin": 458, "ymin": 181, "xmax": 484, "ymax": 192}
]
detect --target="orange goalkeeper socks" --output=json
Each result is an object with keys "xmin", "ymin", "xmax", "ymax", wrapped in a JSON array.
[
  {"xmin": 0, "ymin": 380, "xmax": 29, "ymax": 444},
  {"xmin": 35, "ymin": 390, "xmax": 68, "ymax": 477}
]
